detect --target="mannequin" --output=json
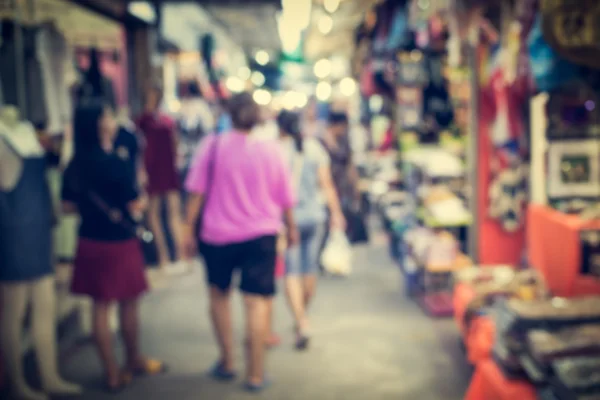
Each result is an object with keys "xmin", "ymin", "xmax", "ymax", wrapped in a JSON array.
[{"xmin": 0, "ymin": 106, "xmax": 81, "ymax": 400}]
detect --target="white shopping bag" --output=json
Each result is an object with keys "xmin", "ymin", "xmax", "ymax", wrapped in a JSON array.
[{"xmin": 320, "ymin": 229, "xmax": 353, "ymax": 276}]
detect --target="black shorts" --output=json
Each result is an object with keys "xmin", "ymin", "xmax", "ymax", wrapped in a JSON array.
[{"xmin": 199, "ymin": 235, "xmax": 277, "ymax": 297}]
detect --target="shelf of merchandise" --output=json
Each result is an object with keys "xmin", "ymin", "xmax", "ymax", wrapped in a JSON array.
[{"xmin": 390, "ymin": 56, "xmax": 473, "ymax": 316}]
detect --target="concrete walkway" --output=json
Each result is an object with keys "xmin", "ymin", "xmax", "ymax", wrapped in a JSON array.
[{"xmin": 60, "ymin": 238, "xmax": 470, "ymax": 400}]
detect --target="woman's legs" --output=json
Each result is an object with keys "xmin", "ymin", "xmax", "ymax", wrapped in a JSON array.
[
  {"xmin": 92, "ymin": 301, "xmax": 121, "ymax": 386},
  {"xmin": 285, "ymin": 224, "xmax": 323, "ymax": 345},
  {"xmin": 119, "ymin": 298, "xmax": 143, "ymax": 369},
  {"xmin": 209, "ymin": 287, "xmax": 235, "ymax": 372},
  {"xmin": 302, "ymin": 224, "xmax": 324, "ymax": 310},
  {"xmin": 148, "ymin": 195, "xmax": 170, "ymax": 269},
  {"xmin": 165, "ymin": 191, "xmax": 184, "ymax": 264},
  {"xmin": 265, "ymin": 296, "xmax": 281, "ymax": 347},
  {"xmin": 243, "ymin": 293, "xmax": 269, "ymax": 385}
]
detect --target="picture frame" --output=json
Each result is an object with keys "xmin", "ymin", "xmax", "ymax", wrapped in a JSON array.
[{"xmin": 547, "ymin": 139, "xmax": 600, "ymax": 198}]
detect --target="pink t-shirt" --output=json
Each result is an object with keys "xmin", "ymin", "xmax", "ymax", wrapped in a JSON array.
[{"xmin": 185, "ymin": 131, "xmax": 295, "ymax": 245}]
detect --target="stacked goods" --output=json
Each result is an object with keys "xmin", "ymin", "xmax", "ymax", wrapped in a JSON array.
[{"xmin": 493, "ymin": 296, "xmax": 600, "ymax": 397}]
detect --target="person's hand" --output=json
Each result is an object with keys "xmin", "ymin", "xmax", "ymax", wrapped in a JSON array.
[
  {"xmin": 181, "ymin": 222, "xmax": 197, "ymax": 260},
  {"xmin": 330, "ymin": 211, "xmax": 346, "ymax": 231},
  {"xmin": 286, "ymin": 226, "xmax": 300, "ymax": 248}
]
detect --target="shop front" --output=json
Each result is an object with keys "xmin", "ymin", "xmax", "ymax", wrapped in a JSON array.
[
  {"xmin": 0, "ymin": 0, "xmax": 153, "ymax": 393},
  {"xmin": 449, "ymin": 1, "xmax": 600, "ymax": 399}
]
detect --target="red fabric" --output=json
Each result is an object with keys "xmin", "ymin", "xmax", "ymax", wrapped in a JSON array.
[
  {"xmin": 528, "ymin": 204, "xmax": 600, "ymax": 297},
  {"xmin": 476, "ymin": 82, "xmax": 526, "ymax": 265},
  {"xmin": 360, "ymin": 62, "xmax": 376, "ymax": 97},
  {"xmin": 466, "ymin": 360, "xmax": 536, "ymax": 400},
  {"xmin": 466, "ymin": 317, "xmax": 495, "ymax": 365},
  {"xmin": 136, "ymin": 112, "xmax": 180, "ymax": 195},
  {"xmin": 275, "ymin": 255, "xmax": 285, "ymax": 279},
  {"xmin": 378, "ymin": 125, "xmax": 395, "ymax": 152},
  {"xmin": 572, "ymin": 277, "xmax": 600, "ymax": 297},
  {"xmin": 453, "ymin": 283, "xmax": 477, "ymax": 334},
  {"xmin": 71, "ymin": 238, "xmax": 148, "ymax": 301}
]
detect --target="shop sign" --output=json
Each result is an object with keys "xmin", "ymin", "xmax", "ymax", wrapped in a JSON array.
[{"xmin": 540, "ymin": 0, "xmax": 600, "ymax": 68}]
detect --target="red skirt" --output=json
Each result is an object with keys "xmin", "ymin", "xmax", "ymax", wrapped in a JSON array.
[{"xmin": 71, "ymin": 238, "xmax": 148, "ymax": 301}]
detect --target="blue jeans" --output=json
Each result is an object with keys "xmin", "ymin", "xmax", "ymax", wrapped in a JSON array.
[{"xmin": 285, "ymin": 223, "xmax": 325, "ymax": 276}]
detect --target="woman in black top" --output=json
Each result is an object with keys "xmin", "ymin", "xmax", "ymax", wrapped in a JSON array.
[{"xmin": 62, "ymin": 103, "xmax": 166, "ymax": 392}]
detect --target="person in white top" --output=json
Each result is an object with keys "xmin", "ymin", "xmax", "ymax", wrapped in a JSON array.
[{"xmin": 277, "ymin": 110, "xmax": 345, "ymax": 349}]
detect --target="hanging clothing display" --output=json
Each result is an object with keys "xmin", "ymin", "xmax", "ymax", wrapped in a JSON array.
[
  {"xmin": 0, "ymin": 121, "xmax": 53, "ymax": 282},
  {"xmin": 38, "ymin": 25, "xmax": 72, "ymax": 135},
  {"xmin": 136, "ymin": 112, "xmax": 180, "ymax": 195}
]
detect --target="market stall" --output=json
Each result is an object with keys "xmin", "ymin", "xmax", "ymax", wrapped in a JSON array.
[
  {"xmin": 457, "ymin": 0, "xmax": 600, "ymax": 398},
  {"xmin": 0, "ymin": 0, "xmax": 153, "ymax": 391}
]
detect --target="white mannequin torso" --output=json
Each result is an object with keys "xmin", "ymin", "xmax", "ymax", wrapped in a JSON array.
[{"xmin": 0, "ymin": 119, "xmax": 44, "ymax": 191}]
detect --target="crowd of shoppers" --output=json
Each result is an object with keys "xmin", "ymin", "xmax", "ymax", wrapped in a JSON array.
[{"xmin": 58, "ymin": 89, "xmax": 362, "ymax": 394}]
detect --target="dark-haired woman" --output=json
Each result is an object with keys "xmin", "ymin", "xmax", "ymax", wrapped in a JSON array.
[
  {"xmin": 61, "ymin": 104, "xmax": 166, "ymax": 392},
  {"xmin": 277, "ymin": 111, "xmax": 345, "ymax": 350},
  {"xmin": 183, "ymin": 92, "xmax": 297, "ymax": 392}
]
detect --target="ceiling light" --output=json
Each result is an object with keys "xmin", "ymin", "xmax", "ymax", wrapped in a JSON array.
[
  {"xmin": 324, "ymin": 0, "xmax": 340, "ymax": 13},
  {"xmin": 318, "ymin": 15, "xmax": 333, "ymax": 34},
  {"xmin": 281, "ymin": 0, "xmax": 312, "ymax": 30},
  {"xmin": 316, "ymin": 81, "xmax": 332, "ymax": 101},
  {"xmin": 238, "ymin": 66, "xmax": 251, "ymax": 80},
  {"xmin": 128, "ymin": 2, "xmax": 156, "ymax": 24},
  {"xmin": 255, "ymin": 50, "xmax": 270, "ymax": 66},
  {"xmin": 283, "ymin": 91, "xmax": 309, "ymax": 110},
  {"xmin": 339, "ymin": 77, "xmax": 356, "ymax": 96},
  {"xmin": 278, "ymin": 14, "xmax": 303, "ymax": 54},
  {"xmin": 225, "ymin": 76, "xmax": 245, "ymax": 93},
  {"xmin": 313, "ymin": 59, "xmax": 331, "ymax": 79},
  {"xmin": 251, "ymin": 71, "xmax": 266, "ymax": 87},
  {"xmin": 253, "ymin": 89, "xmax": 272, "ymax": 106},
  {"xmin": 295, "ymin": 92, "xmax": 308, "ymax": 108}
]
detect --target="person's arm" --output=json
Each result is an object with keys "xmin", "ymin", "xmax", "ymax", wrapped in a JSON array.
[
  {"xmin": 181, "ymin": 135, "xmax": 214, "ymax": 237},
  {"xmin": 318, "ymin": 165, "xmax": 345, "ymax": 228},
  {"xmin": 271, "ymin": 144, "xmax": 298, "ymax": 245},
  {"xmin": 184, "ymin": 193, "xmax": 204, "ymax": 227},
  {"xmin": 313, "ymin": 140, "xmax": 345, "ymax": 228},
  {"xmin": 60, "ymin": 164, "xmax": 79, "ymax": 214}
]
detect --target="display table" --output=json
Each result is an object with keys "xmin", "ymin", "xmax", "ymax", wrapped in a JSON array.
[
  {"xmin": 465, "ymin": 359, "xmax": 536, "ymax": 400},
  {"xmin": 528, "ymin": 204, "xmax": 600, "ymax": 297}
]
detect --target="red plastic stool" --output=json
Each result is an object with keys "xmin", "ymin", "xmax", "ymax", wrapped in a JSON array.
[{"xmin": 465, "ymin": 359, "xmax": 536, "ymax": 400}]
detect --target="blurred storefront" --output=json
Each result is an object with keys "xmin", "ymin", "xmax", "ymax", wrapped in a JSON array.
[{"xmin": 0, "ymin": 0, "xmax": 155, "ymax": 386}]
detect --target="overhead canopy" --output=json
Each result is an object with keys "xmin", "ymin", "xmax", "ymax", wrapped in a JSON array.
[
  {"xmin": 303, "ymin": 0, "xmax": 383, "ymax": 61},
  {"xmin": 204, "ymin": 3, "xmax": 282, "ymax": 55}
]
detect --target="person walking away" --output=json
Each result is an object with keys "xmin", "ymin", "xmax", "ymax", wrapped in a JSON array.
[
  {"xmin": 136, "ymin": 86, "xmax": 184, "ymax": 273},
  {"xmin": 302, "ymin": 96, "xmax": 325, "ymax": 138},
  {"xmin": 61, "ymin": 104, "xmax": 167, "ymax": 393},
  {"xmin": 277, "ymin": 110, "xmax": 345, "ymax": 349},
  {"xmin": 182, "ymin": 92, "xmax": 298, "ymax": 392},
  {"xmin": 321, "ymin": 112, "xmax": 365, "ymax": 246}
]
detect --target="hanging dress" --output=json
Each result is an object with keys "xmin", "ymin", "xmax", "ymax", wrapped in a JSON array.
[
  {"xmin": 136, "ymin": 112, "xmax": 180, "ymax": 195},
  {"xmin": 0, "ymin": 136, "xmax": 54, "ymax": 282}
]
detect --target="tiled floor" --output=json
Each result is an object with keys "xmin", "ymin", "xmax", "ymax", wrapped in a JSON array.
[{"xmin": 60, "ymin": 240, "xmax": 471, "ymax": 400}]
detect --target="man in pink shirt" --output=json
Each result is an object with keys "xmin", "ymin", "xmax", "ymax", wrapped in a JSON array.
[{"xmin": 182, "ymin": 93, "xmax": 298, "ymax": 392}]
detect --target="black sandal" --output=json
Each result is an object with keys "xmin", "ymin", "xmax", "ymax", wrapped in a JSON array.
[{"xmin": 104, "ymin": 371, "xmax": 133, "ymax": 394}]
